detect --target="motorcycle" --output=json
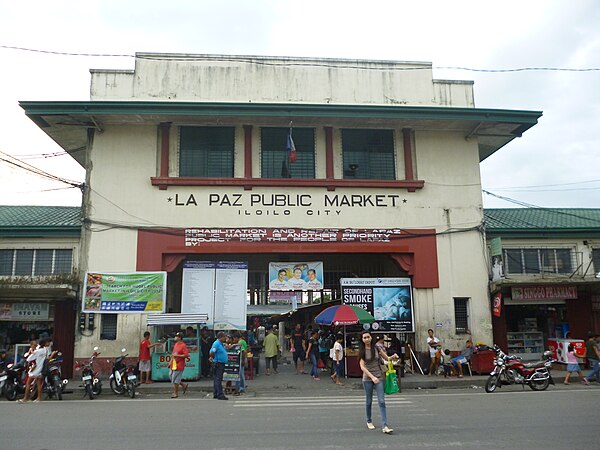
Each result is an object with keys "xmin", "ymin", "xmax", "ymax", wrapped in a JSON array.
[
  {"xmin": 485, "ymin": 345, "xmax": 555, "ymax": 393},
  {"xmin": 76, "ymin": 346, "xmax": 103, "ymax": 400},
  {"xmin": 43, "ymin": 353, "xmax": 68, "ymax": 400},
  {"xmin": 109, "ymin": 348, "xmax": 137, "ymax": 399},
  {"xmin": 3, "ymin": 358, "xmax": 27, "ymax": 401},
  {"xmin": 0, "ymin": 361, "xmax": 7, "ymax": 398}
]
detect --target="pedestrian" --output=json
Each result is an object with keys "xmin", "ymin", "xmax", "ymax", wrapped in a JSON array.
[
  {"xmin": 330, "ymin": 334, "xmax": 344, "ymax": 385},
  {"xmin": 359, "ymin": 331, "xmax": 393, "ymax": 434},
  {"xmin": 289, "ymin": 324, "xmax": 307, "ymax": 374},
  {"xmin": 139, "ymin": 331, "xmax": 159, "ymax": 384},
  {"xmin": 584, "ymin": 333, "xmax": 600, "ymax": 384},
  {"xmin": 426, "ymin": 329, "xmax": 441, "ymax": 376},
  {"xmin": 306, "ymin": 330, "xmax": 321, "ymax": 381},
  {"xmin": 210, "ymin": 331, "xmax": 229, "ymax": 400},
  {"xmin": 441, "ymin": 349, "xmax": 453, "ymax": 377},
  {"xmin": 564, "ymin": 344, "xmax": 589, "ymax": 385},
  {"xmin": 200, "ymin": 326, "xmax": 212, "ymax": 378},
  {"xmin": 451, "ymin": 339, "xmax": 473, "ymax": 378},
  {"xmin": 318, "ymin": 330, "xmax": 332, "ymax": 372},
  {"xmin": 169, "ymin": 332, "xmax": 189, "ymax": 399},
  {"xmin": 18, "ymin": 338, "xmax": 48, "ymax": 403},
  {"xmin": 232, "ymin": 332, "xmax": 247, "ymax": 395},
  {"xmin": 263, "ymin": 326, "xmax": 280, "ymax": 375}
]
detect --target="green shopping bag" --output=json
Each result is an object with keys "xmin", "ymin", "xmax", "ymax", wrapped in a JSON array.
[{"xmin": 384, "ymin": 360, "xmax": 399, "ymax": 395}]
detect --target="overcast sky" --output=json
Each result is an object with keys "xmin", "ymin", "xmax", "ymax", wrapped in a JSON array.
[{"xmin": 1, "ymin": 1, "xmax": 599, "ymax": 209}]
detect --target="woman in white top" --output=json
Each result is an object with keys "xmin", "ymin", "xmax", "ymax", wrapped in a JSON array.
[
  {"xmin": 330, "ymin": 334, "xmax": 345, "ymax": 385},
  {"xmin": 427, "ymin": 329, "xmax": 441, "ymax": 376},
  {"xmin": 18, "ymin": 338, "xmax": 48, "ymax": 403}
]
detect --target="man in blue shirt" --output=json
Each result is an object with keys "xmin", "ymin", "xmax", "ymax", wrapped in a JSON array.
[{"xmin": 210, "ymin": 331, "xmax": 229, "ymax": 400}]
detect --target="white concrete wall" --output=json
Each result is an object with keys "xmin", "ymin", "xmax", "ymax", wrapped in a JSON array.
[{"xmin": 90, "ymin": 54, "xmax": 474, "ymax": 107}]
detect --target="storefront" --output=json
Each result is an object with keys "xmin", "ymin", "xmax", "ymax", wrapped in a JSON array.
[{"xmin": 492, "ymin": 284, "xmax": 593, "ymax": 360}]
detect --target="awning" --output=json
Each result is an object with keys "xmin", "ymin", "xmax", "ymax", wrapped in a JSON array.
[
  {"xmin": 247, "ymin": 305, "xmax": 294, "ymax": 316},
  {"xmin": 147, "ymin": 313, "xmax": 208, "ymax": 326}
]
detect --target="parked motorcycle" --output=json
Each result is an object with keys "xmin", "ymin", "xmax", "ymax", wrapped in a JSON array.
[
  {"xmin": 485, "ymin": 345, "xmax": 555, "ymax": 393},
  {"xmin": 43, "ymin": 353, "xmax": 68, "ymax": 400},
  {"xmin": 3, "ymin": 358, "xmax": 27, "ymax": 401},
  {"xmin": 76, "ymin": 347, "xmax": 102, "ymax": 399},
  {"xmin": 109, "ymin": 348, "xmax": 137, "ymax": 399}
]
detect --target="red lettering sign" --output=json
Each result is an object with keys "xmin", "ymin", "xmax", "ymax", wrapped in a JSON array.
[
  {"xmin": 492, "ymin": 293, "xmax": 502, "ymax": 317},
  {"xmin": 511, "ymin": 285, "xmax": 577, "ymax": 301}
]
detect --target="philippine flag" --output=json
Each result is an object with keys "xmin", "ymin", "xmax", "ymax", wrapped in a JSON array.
[{"xmin": 287, "ymin": 132, "xmax": 297, "ymax": 163}]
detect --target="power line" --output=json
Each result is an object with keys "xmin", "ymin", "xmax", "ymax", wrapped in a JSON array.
[
  {"xmin": 0, "ymin": 150, "xmax": 82, "ymax": 187},
  {"xmin": 1, "ymin": 44, "xmax": 600, "ymax": 73}
]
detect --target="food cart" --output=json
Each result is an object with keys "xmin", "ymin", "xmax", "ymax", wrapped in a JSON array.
[
  {"xmin": 548, "ymin": 338, "xmax": 585, "ymax": 363},
  {"xmin": 146, "ymin": 313, "xmax": 207, "ymax": 381}
]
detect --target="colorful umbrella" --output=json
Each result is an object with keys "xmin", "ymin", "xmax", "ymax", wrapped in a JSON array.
[{"xmin": 314, "ymin": 304, "xmax": 375, "ymax": 326}]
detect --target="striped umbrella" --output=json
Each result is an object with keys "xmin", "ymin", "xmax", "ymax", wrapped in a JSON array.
[{"xmin": 314, "ymin": 304, "xmax": 375, "ymax": 326}]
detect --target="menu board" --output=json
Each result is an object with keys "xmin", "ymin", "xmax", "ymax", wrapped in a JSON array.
[{"xmin": 223, "ymin": 345, "xmax": 242, "ymax": 381}]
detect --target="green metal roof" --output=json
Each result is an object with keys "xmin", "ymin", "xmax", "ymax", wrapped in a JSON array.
[
  {"xmin": 484, "ymin": 208, "xmax": 600, "ymax": 238},
  {"xmin": 19, "ymin": 101, "xmax": 542, "ymax": 167},
  {"xmin": 0, "ymin": 206, "xmax": 81, "ymax": 237}
]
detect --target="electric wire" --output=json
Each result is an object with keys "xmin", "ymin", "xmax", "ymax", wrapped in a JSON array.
[{"xmin": 1, "ymin": 44, "xmax": 600, "ymax": 73}]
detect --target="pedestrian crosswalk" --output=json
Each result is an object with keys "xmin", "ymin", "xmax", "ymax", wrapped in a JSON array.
[{"xmin": 233, "ymin": 395, "xmax": 413, "ymax": 409}]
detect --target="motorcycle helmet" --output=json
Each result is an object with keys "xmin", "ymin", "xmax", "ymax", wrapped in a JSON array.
[{"xmin": 543, "ymin": 350, "xmax": 552, "ymax": 358}]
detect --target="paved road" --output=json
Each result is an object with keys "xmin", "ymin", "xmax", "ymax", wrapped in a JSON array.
[{"xmin": 1, "ymin": 387, "xmax": 597, "ymax": 449}]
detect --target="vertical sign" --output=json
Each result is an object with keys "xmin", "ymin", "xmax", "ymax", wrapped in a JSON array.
[
  {"xmin": 214, "ymin": 261, "xmax": 248, "ymax": 330},
  {"xmin": 181, "ymin": 262, "xmax": 216, "ymax": 327},
  {"xmin": 492, "ymin": 293, "xmax": 502, "ymax": 317}
]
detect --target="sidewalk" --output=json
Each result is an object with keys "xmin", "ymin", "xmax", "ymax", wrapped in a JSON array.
[{"xmin": 65, "ymin": 358, "xmax": 510, "ymax": 396}]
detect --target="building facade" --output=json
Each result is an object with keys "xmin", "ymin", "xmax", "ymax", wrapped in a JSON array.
[
  {"xmin": 0, "ymin": 206, "xmax": 81, "ymax": 377},
  {"xmin": 486, "ymin": 208, "xmax": 600, "ymax": 359},
  {"xmin": 20, "ymin": 54, "xmax": 542, "ymax": 367}
]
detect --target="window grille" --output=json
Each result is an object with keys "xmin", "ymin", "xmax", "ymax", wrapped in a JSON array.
[
  {"xmin": 504, "ymin": 248, "xmax": 573, "ymax": 275},
  {"xmin": 454, "ymin": 298, "xmax": 469, "ymax": 334},
  {"xmin": 100, "ymin": 314, "xmax": 118, "ymax": 340},
  {"xmin": 261, "ymin": 127, "xmax": 315, "ymax": 178},
  {"xmin": 341, "ymin": 129, "xmax": 396, "ymax": 180},
  {"xmin": 0, "ymin": 249, "xmax": 73, "ymax": 276},
  {"xmin": 179, "ymin": 126, "xmax": 235, "ymax": 177}
]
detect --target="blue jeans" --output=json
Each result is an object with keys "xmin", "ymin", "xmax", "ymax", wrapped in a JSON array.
[
  {"xmin": 213, "ymin": 362, "xmax": 225, "ymax": 398},
  {"xmin": 310, "ymin": 353, "xmax": 319, "ymax": 377},
  {"xmin": 586, "ymin": 359, "xmax": 600, "ymax": 382},
  {"xmin": 236, "ymin": 364, "xmax": 246, "ymax": 392},
  {"xmin": 363, "ymin": 379, "xmax": 388, "ymax": 427}
]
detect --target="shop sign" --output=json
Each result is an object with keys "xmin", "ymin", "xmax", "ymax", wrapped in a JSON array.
[
  {"xmin": 492, "ymin": 293, "xmax": 502, "ymax": 317},
  {"xmin": 511, "ymin": 285, "xmax": 577, "ymax": 301},
  {"xmin": 341, "ymin": 278, "xmax": 414, "ymax": 332},
  {"xmin": 0, "ymin": 303, "xmax": 49, "ymax": 321}
]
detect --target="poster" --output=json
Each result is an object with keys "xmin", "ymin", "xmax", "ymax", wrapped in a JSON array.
[
  {"xmin": 181, "ymin": 261, "xmax": 216, "ymax": 326},
  {"xmin": 82, "ymin": 272, "xmax": 166, "ymax": 313},
  {"xmin": 268, "ymin": 261, "xmax": 324, "ymax": 291},
  {"xmin": 341, "ymin": 278, "xmax": 414, "ymax": 332}
]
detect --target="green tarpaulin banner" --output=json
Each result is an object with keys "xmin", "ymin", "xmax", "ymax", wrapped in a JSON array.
[{"xmin": 82, "ymin": 272, "xmax": 167, "ymax": 313}]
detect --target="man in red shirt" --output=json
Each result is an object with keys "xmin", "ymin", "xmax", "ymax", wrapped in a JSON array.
[
  {"xmin": 139, "ymin": 331, "xmax": 159, "ymax": 384},
  {"xmin": 170, "ymin": 332, "xmax": 189, "ymax": 398}
]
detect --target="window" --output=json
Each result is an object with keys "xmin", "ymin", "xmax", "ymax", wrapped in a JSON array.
[
  {"xmin": 100, "ymin": 314, "xmax": 118, "ymax": 340},
  {"xmin": 0, "ymin": 249, "xmax": 73, "ymax": 276},
  {"xmin": 341, "ymin": 129, "xmax": 396, "ymax": 180},
  {"xmin": 593, "ymin": 249, "xmax": 600, "ymax": 276},
  {"xmin": 261, "ymin": 127, "xmax": 315, "ymax": 178},
  {"xmin": 504, "ymin": 248, "xmax": 573, "ymax": 275},
  {"xmin": 454, "ymin": 297, "xmax": 469, "ymax": 334},
  {"xmin": 179, "ymin": 126, "xmax": 235, "ymax": 177}
]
